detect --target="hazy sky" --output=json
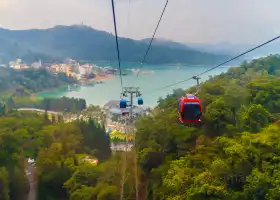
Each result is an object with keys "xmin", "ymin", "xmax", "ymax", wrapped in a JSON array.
[{"xmin": 0, "ymin": 0, "xmax": 280, "ymax": 44}]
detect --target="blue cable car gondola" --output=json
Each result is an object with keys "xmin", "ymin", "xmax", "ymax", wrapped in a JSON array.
[
  {"xmin": 138, "ymin": 97, "xmax": 143, "ymax": 105},
  {"xmin": 120, "ymin": 99, "xmax": 127, "ymax": 108}
]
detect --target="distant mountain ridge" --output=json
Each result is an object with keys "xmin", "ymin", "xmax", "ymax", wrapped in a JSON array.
[
  {"xmin": 141, "ymin": 38, "xmax": 238, "ymax": 55},
  {"xmin": 143, "ymin": 37, "xmax": 280, "ymax": 62},
  {"xmin": 140, "ymin": 38, "xmax": 194, "ymax": 51},
  {"xmin": 0, "ymin": 25, "xmax": 230, "ymax": 65},
  {"xmin": 185, "ymin": 41, "xmax": 280, "ymax": 59}
]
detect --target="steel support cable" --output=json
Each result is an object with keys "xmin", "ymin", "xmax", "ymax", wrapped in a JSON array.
[
  {"xmin": 110, "ymin": 1, "xmax": 126, "ymax": 199},
  {"xmin": 111, "ymin": 0, "xmax": 124, "ymax": 93},
  {"xmin": 127, "ymin": 0, "xmax": 132, "ymax": 88},
  {"xmin": 133, "ymin": 0, "xmax": 169, "ymax": 85},
  {"xmin": 144, "ymin": 35, "xmax": 280, "ymax": 94}
]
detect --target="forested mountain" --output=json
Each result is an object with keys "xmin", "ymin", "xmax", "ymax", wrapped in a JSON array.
[
  {"xmin": 0, "ymin": 25, "xmax": 230, "ymax": 65},
  {"xmin": 0, "ymin": 68, "xmax": 76, "ymax": 93},
  {"xmin": 186, "ymin": 42, "xmax": 251, "ymax": 55},
  {"xmin": 0, "ymin": 112, "xmax": 111, "ymax": 200},
  {"xmin": 187, "ymin": 41, "xmax": 280, "ymax": 59},
  {"xmin": 141, "ymin": 38, "xmax": 195, "ymax": 51},
  {"xmin": 145, "ymin": 38, "xmax": 280, "ymax": 61},
  {"xmin": 1, "ymin": 55, "xmax": 280, "ymax": 200}
]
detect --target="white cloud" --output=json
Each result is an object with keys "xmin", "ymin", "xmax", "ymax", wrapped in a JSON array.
[{"xmin": 0, "ymin": 0, "xmax": 8, "ymax": 7}]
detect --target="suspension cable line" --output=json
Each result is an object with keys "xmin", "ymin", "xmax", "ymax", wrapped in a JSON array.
[
  {"xmin": 111, "ymin": 0, "xmax": 124, "ymax": 92},
  {"xmin": 133, "ymin": 0, "xmax": 169, "ymax": 84},
  {"xmin": 144, "ymin": 35, "xmax": 280, "ymax": 94}
]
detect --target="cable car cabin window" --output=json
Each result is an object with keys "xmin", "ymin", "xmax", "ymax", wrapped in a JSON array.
[{"xmin": 182, "ymin": 102, "xmax": 201, "ymax": 120}]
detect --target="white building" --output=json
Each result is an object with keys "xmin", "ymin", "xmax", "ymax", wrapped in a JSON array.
[
  {"xmin": 79, "ymin": 66, "xmax": 87, "ymax": 75},
  {"xmin": 79, "ymin": 65, "xmax": 92, "ymax": 76},
  {"xmin": 59, "ymin": 64, "xmax": 68, "ymax": 73},
  {"xmin": 10, "ymin": 64, "xmax": 21, "ymax": 69},
  {"xmin": 31, "ymin": 60, "xmax": 42, "ymax": 69},
  {"xmin": 111, "ymin": 143, "xmax": 133, "ymax": 152},
  {"xmin": 9, "ymin": 59, "xmax": 26, "ymax": 69}
]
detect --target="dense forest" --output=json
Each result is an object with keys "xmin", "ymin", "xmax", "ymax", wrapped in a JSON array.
[
  {"xmin": 0, "ymin": 96, "xmax": 87, "ymax": 113},
  {"xmin": 0, "ymin": 111, "xmax": 111, "ymax": 200},
  {"xmin": 135, "ymin": 54, "xmax": 280, "ymax": 200},
  {"xmin": 1, "ymin": 55, "xmax": 280, "ymax": 200},
  {"xmin": 0, "ymin": 67, "xmax": 86, "ymax": 113},
  {"xmin": 0, "ymin": 68, "xmax": 76, "ymax": 93},
  {"xmin": 0, "ymin": 25, "xmax": 230, "ymax": 65}
]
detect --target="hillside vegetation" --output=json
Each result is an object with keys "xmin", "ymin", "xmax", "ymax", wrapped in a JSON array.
[
  {"xmin": 0, "ymin": 25, "xmax": 229, "ymax": 65},
  {"xmin": 0, "ymin": 67, "xmax": 83, "ymax": 112},
  {"xmin": 135, "ymin": 54, "xmax": 280, "ymax": 200},
  {"xmin": 0, "ymin": 111, "xmax": 111, "ymax": 200},
  {"xmin": 1, "ymin": 55, "xmax": 280, "ymax": 200},
  {"xmin": 0, "ymin": 68, "xmax": 76, "ymax": 93}
]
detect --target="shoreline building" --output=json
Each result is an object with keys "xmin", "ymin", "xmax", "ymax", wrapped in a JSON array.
[
  {"xmin": 9, "ymin": 58, "xmax": 30, "ymax": 70},
  {"xmin": 79, "ymin": 65, "xmax": 92, "ymax": 78},
  {"xmin": 31, "ymin": 60, "xmax": 42, "ymax": 69}
]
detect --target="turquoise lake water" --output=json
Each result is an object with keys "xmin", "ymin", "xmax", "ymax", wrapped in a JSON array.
[{"xmin": 37, "ymin": 64, "xmax": 230, "ymax": 107}]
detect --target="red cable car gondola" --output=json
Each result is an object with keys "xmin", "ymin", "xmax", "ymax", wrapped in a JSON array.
[{"xmin": 178, "ymin": 94, "xmax": 202, "ymax": 126}]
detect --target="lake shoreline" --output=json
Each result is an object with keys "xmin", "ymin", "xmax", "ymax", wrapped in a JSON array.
[
  {"xmin": 35, "ymin": 74, "xmax": 114, "ymax": 98},
  {"xmin": 34, "ymin": 65, "xmax": 230, "ymax": 108}
]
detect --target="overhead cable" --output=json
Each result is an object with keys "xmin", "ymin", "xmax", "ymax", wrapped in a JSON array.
[
  {"xmin": 111, "ymin": 0, "xmax": 124, "ymax": 92},
  {"xmin": 148, "ymin": 35, "xmax": 280, "ymax": 92},
  {"xmin": 134, "ymin": 0, "xmax": 169, "ymax": 84}
]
